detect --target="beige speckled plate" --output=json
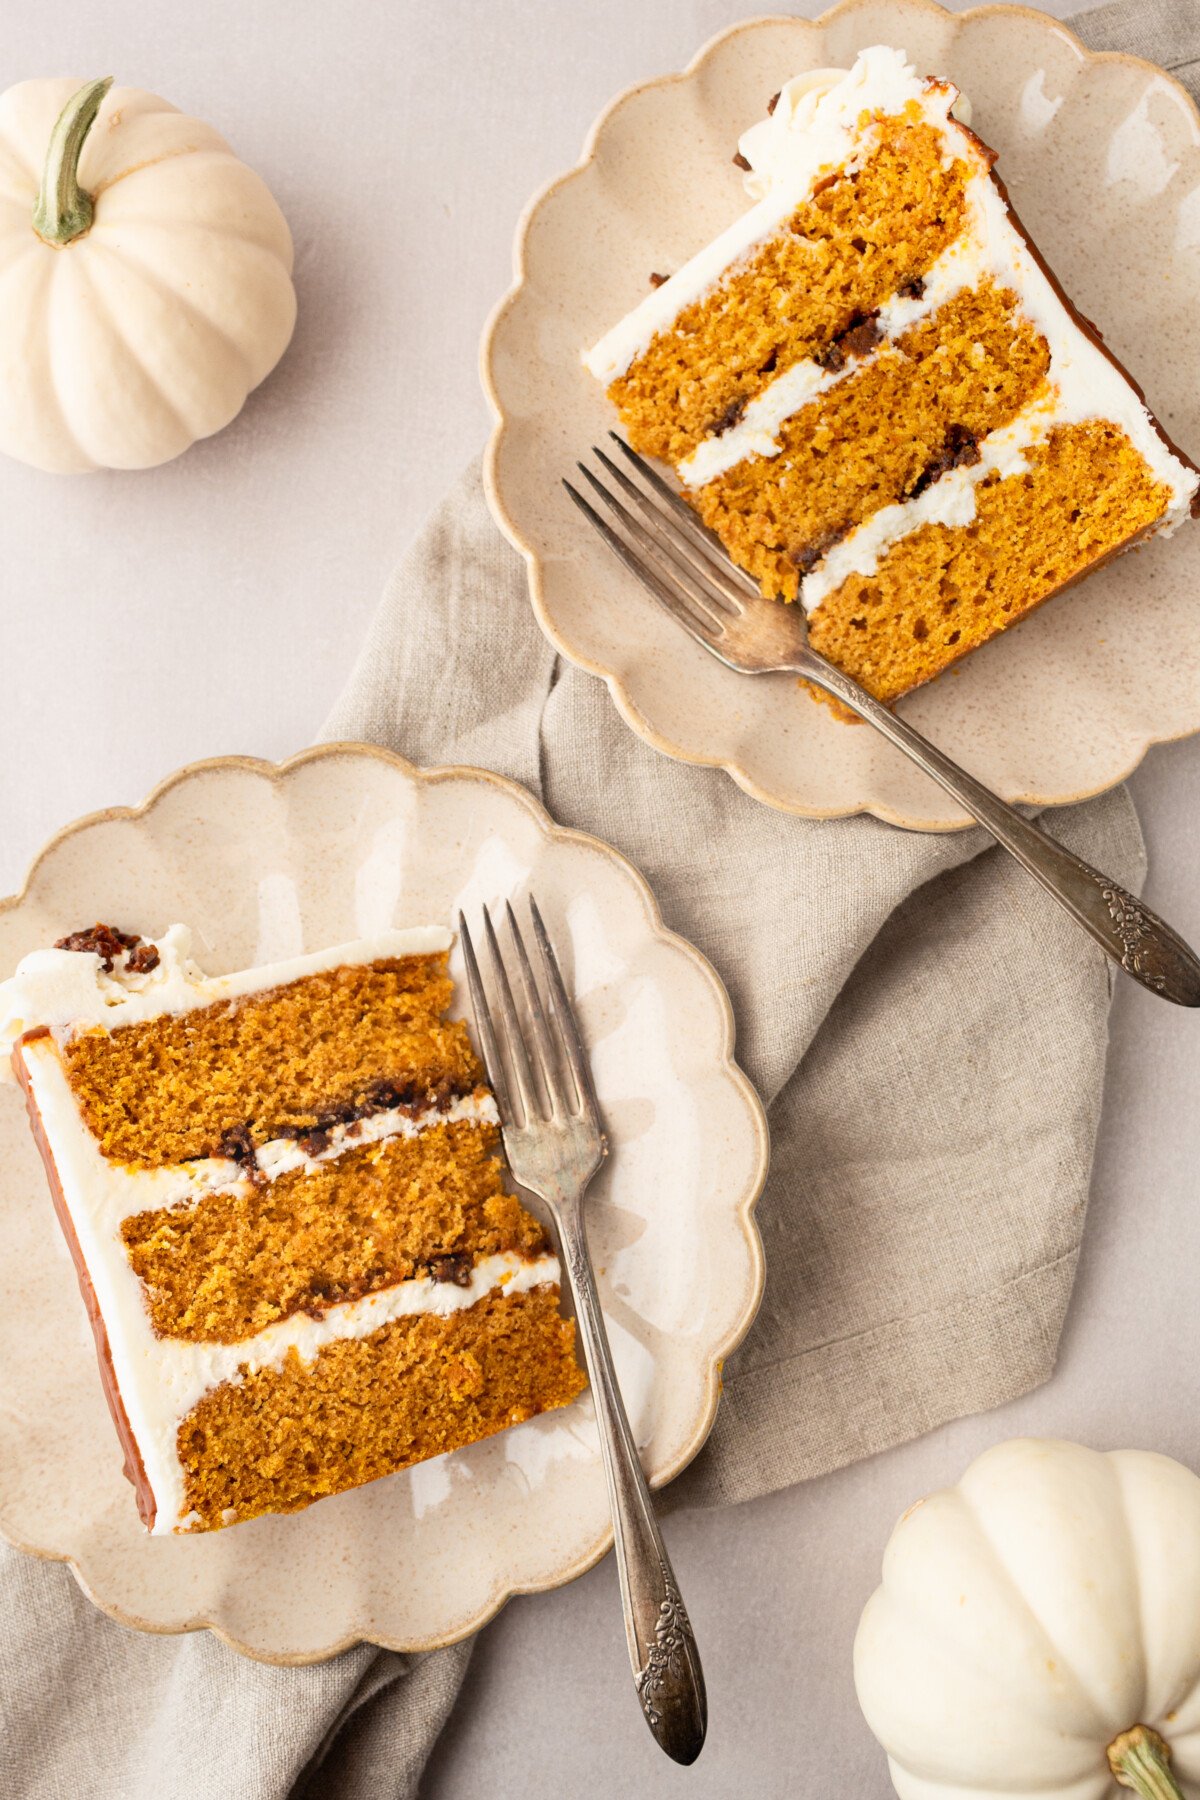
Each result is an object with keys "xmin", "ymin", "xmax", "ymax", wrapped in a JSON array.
[
  {"xmin": 0, "ymin": 745, "xmax": 766, "ymax": 1662},
  {"xmin": 482, "ymin": 0, "xmax": 1200, "ymax": 830}
]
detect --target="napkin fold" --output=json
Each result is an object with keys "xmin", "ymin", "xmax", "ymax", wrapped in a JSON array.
[{"xmin": 1, "ymin": 6, "xmax": 1192, "ymax": 1798}]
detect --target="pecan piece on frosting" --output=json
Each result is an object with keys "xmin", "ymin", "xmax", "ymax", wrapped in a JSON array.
[{"xmin": 54, "ymin": 923, "xmax": 142, "ymax": 973}]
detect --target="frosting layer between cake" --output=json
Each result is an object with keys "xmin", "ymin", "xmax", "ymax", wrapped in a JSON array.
[{"xmin": 0, "ymin": 923, "xmax": 453, "ymax": 1069}]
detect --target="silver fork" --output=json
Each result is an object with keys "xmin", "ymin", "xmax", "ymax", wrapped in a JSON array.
[
  {"xmin": 458, "ymin": 897, "xmax": 707, "ymax": 1765},
  {"xmin": 564, "ymin": 435, "xmax": 1200, "ymax": 1007}
]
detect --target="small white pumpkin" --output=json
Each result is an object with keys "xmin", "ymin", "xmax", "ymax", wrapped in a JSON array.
[
  {"xmin": 855, "ymin": 1439, "xmax": 1200, "ymax": 1800},
  {"xmin": 0, "ymin": 76, "xmax": 296, "ymax": 471}
]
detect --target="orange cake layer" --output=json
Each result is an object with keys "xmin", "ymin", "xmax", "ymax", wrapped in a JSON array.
[
  {"xmin": 123, "ymin": 1117, "xmax": 550, "ymax": 1343},
  {"xmin": 693, "ymin": 280, "xmax": 1050, "ymax": 603},
  {"xmin": 609, "ymin": 115, "xmax": 969, "ymax": 465},
  {"xmin": 806, "ymin": 420, "xmax": 1169, "ymax": 703},
  {"xmin": 62, "ymin": 953, "xmax": 481, "ymax": 1167},
  {"xmin": 178, "ymin": 1287, "xmax": 588, "ymax": 1530}
]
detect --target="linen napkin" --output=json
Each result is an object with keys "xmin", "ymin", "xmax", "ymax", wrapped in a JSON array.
[{"xmin": 1, "ymin": 6, "xmax": 1195, "ymax": 1797}]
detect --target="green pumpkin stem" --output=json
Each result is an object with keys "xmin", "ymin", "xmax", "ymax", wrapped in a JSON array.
[
  {"xmin": 1109, "ymin": 1726, "xmax": 1187, "ymax": 1800},
  {"xmin": 32, "ymin": 77, "xmax": 113, "ymax": 246}
]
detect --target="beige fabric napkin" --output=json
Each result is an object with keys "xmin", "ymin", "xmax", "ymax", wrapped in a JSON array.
[{"xmin": 1, "ymin": 6, "xmax": 1194, "ymax": 1796}]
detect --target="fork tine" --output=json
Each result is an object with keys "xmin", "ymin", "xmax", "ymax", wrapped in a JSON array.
[
  {"xmin": 528, "ymin": 896, "xmax": 602, "ymax": 1129},
  {"xmin": 481, "ymin": 903, "xmax": 542, "ymax": 1125},
  {"xmin": 504, "ymin": 901, "xmax": 572, "ymax": 1120},
  {"xmin": 589, "ymin": 446, "xmax": 742, "ymax": 615},
  {"xmin": 573, "ymin": 465, "xmax": 735, "ymax": 634},
  {"xmin": 563, "ymin": 481, "xmax": 725, "ymax": 649},
  {"xmin": 608, "ymin": 433, "xmax": 760, "ymax": 598},
  {"xmin": 575, "ymin": 463, "xmax": 732, "ymax": 631},
  {"xmin": 457, "ymin": 912, "xmax": 517, "ymax": 1124}
]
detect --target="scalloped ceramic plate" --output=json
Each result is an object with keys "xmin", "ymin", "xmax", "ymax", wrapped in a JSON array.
[
  {"xmin": 482, "ymin": 0, "xmax": 1200, "ymax": 830},
  {"xmin": 0, "ymin": 745, "xmax": 766, "ymax": 1662}
]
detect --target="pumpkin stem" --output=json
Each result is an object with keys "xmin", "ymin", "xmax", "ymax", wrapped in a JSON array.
[
  {"xmin": 1108, "ymin": 1726, "xmax": 1186, "ymax": 1800},
  {"xmin": 32, "ymin": 77, "xmax": 113, "ymax": 247}
]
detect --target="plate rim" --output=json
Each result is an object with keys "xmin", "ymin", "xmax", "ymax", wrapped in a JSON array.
[
  {"xmin": 479, "ymin": 0, "xmax": 1200, "ymax": 832},
  {"xmin": 0, "ymin": 740, "xmax": 769, "ymax": 1663}
]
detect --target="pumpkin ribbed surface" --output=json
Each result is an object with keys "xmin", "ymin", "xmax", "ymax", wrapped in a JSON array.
[
  {"xmin": 854, "ymin": 1439, "xmax": 1200, "ymax": 1800},
  {"xmin": 0, "ymin": 78, "xmax": 296, "ymax": 471}
]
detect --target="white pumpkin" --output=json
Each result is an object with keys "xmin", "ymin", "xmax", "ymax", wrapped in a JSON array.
[
  {"xmin": 0, "ymin": 76, "xmax": 296, "ymax": 471},
  {"xmin": 855, "ymin": 1439, "xmax": 1200, "ymax": 1800}
]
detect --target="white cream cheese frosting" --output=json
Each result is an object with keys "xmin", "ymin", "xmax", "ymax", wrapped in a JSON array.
[
  {"xmin": 735, "ymin": 64, "xmax": 971, "ymax": 206},
  {"xmin": 0, "ymin": 921, "xmax": 452, "ymax": 1078},
  {"xmin": 675, "ymin": 230, "xmax": 983, "ymax": 490},
  {"xmin": 253, "ymin": 1087, "xmax": 500, "ymax": 1183},
  {"xmin": 30, "ymin": 1085, "xmax": 502, "ymax": 1231}
]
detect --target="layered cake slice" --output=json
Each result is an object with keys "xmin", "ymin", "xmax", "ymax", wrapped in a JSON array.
[
  {"xmin": 585, "ymin": 46, "xmax": 1200, "ymax": 706},
  {"xmin": 0, "ymin": 922, "xmax": 585, "ymax": 1533}
]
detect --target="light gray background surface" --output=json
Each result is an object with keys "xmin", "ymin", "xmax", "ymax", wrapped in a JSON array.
[{"xmin": 4, "ymin": 1, "xmax": 1197, "ymax": 1795}]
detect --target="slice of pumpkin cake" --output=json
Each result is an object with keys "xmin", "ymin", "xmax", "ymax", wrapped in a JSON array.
[
  {"xmin": 584, "ymin": 45, "xmax": 1200, "ymax": 706},
  {"xmin": 0, "ymin": 922, "xmax": 585, "ymax": 1533}
]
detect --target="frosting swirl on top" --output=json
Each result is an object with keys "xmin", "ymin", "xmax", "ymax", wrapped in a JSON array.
[
  {"xmin": 0, "ymin": 922, "xmax": 453, "ymax": 1077},
  {"xmin": 0, "ymin": 923, "xmax": 205, "ymax": 1074},
  {"xmin": 737, "ymin": 63, "xmax": 973, "ymax": 203},
  {"xmin": 583, "ymin": 46, "xmax": 971, "ymax": 387}
]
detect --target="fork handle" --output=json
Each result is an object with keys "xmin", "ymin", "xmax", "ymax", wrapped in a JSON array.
[
  {"xmin": 796, "ymin": 652, "xmax": 1200, "ymax": 1006},
  {"xmin": 552, "ymin": 1199, "xmax": 708, "ymax": 1764}
]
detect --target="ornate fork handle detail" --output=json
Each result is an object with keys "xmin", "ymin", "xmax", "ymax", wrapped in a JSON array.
[
  {"xmin": 634, "ymin": 1571, "xmax": 699, "ymax": 1728},
  {"xmin": 1100, "ymin": 881, "xmax": 1170, "ymax": 990}
]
